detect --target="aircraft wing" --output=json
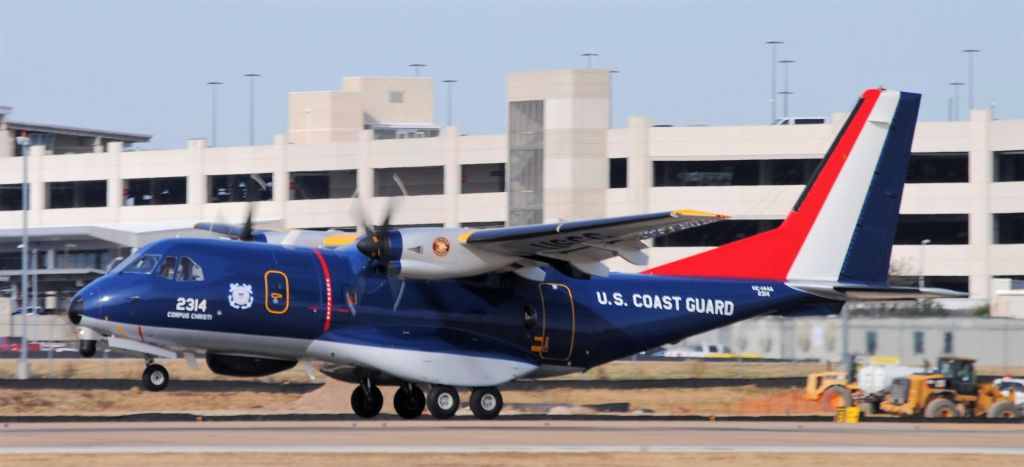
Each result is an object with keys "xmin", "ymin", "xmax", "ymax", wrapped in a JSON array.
[
  {"xmin": 194, "ymin": 222, "xmax": 359, "ymax": 247},
  {"xmin": 462, "ymin": 209, "xmax": 726, "ymax": 277}
]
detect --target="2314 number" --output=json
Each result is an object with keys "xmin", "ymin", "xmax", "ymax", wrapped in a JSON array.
[{"xmin": 175, "ymin": 297, "xmax": 207, "ymax": 312}]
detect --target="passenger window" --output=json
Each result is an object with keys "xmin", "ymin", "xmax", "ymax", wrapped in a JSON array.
[
  {"xmin": 122, "ymin": 254, "xmax": 161, "ymax": 274},
  {"xmin": 156, "ymin": 256, "xmax": 177, "ymax": 280},
  {"xmin": 176, "ymin": 257, "xmax": 205, "ymax": 282}
]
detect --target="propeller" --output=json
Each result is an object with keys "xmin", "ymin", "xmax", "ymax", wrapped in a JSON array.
[
  {"xmin": 348, "ymin": 174, "xmax": 409, "ymax": 314},
  {"xmin": 354, "ymin": 174, "xmax": 408, "ymax": 269}
]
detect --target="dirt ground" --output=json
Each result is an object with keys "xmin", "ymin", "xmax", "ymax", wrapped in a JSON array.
[
  {"xmin": 1, "ymin": 377, "xmax": 830, "ymax": 417},
  {"xmin": 4, "ymin": 453, "xmax": 1022, "ymax": 467},
  {"xmin": 3, "ymin": 358, "xmax": 1020, "ymax": 382},
  {"xmin": 2, "ymin": 359, "xmax": 1019, "ymax": 417}
]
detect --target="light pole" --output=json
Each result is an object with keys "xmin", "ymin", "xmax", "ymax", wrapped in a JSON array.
[
  {"xmin": 206, "ymin": 81, "xmax": 223, "ymax": 147},
  {"xmin": 918, "ymin": 238, "xmax": 931, "ymax": 288},
  {"xmin": 779, "ymin": 59, "xmax": 795, "ymax": 119},
  {"xmin": 15, "ymin": 132, "xmax": 30, "ymax": 379},
  {"xmin": 441, "ymin": 79, "xmax": 458, "ymax": 127},
  {"xmin": 244, "ymin": 74, "xmax": 260, "ymax": 146},
  {"xmin": 609, "ymin": 70, "xmax": 619, "ymax": 128},
  {"xmin": 581, "ymin": 51, "xmax": 599, "ymax": 69},
  {"xmin": 962, "ymin": 49, "xmax": 980, "ymax": 112},
  {"xmin": 948, "ymin": 82, "xmax": 964, "ymax": 121},
  {"xmin": 409, "ymin": 64, "xmax": 426, "ymax": 77},
  {"xmin": 765, "ymin": 41, "xmax": 783, "ymax": 123}
]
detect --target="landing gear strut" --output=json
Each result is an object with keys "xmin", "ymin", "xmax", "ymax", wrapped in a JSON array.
[
  {"xmin": 351, "ymin": 379, "xmax": 384, "ymax": 418},
  {"xmin": 427, "ymin": 385, "xmax": 460, "ymax": 419},
  {"xmin": 470, "ymin": 387, "xmax": 503, "ymax": 420},
  {"xmin": 142, "ymin": 358, "xmax": 169, "ymax": 392},
  {"xmin": 393, "ymin": 383, "xmax": 426, "ymax": 419}
]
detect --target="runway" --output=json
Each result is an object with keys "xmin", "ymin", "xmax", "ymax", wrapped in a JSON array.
[{"xmin": 1, "ymin": 420, "xmax": 1021, "ymax": 455}]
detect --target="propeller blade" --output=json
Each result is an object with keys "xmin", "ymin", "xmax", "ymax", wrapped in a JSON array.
[
  {"xmin": 391, "ymin": 279, "xmax": 406, "ymax": 312},
  {"xmin": 350, "ymin": 188, "xmax": 374, "ymax": 235},
  {"xmin": 239, "ymin": 203, "xmax": 255, "ymax": 242},
  {"xmin": 381, "ymin": 174, "xmax": 409, "ymax": 230}
]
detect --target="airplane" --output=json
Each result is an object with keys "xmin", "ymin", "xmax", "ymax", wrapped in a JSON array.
[{"xmin": 66, "ymin": 88, "xmax": 963, "ymax": 420}]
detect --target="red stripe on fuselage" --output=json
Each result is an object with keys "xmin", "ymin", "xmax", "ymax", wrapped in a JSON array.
[
  {"xmin": 643, "ymin": 89, "xmax": 883, "ymax": 280},
  {"xmin": 312, "ymin": 249, "xmax": 334, "ymax": 332}
]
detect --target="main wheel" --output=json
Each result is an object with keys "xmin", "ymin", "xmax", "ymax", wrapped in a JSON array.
[
  {"xmin": 820, "ymin": 386, "xmax": 852, "ymax": 410},
  {"xmin": 351, "ymin": 385, "xmax": 384, "ymax": 419},
  {"xmin": 142, "ymin": 364, "xmax": 169, "ymax": 392},
  {"xmin": 427, "ymin": 385, "xmax": 460, "ymax": 419},
  {"xmin": 394, "ymin": 384, "xmax": 426, "ymax": 419},
  {"xmin": 986, "ymin": 400, "xmax": 1018, "ymax": 419},
  {"xmin": 470, "ymin": 387, "xmax": 503, "ymax": 420},
  {"xmin": 924, "ymin": 398, "xmax": 959, "ymax": 418}
]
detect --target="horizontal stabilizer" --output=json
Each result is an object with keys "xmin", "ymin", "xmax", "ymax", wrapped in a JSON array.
[{"xmin": 790, "ymin": 282, "xmax": 967, "ymax": 301}]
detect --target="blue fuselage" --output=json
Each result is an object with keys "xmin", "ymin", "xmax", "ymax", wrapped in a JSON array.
[{"xmin": 75, "ymin": 237, "xmax": 832, "ymax": 370}]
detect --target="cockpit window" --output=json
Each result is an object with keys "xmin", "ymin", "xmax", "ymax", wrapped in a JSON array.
[
  {"xmin": 176, "ymin": 257, "xmax": 204, "ymax": 282},
  {"xmin": 121, "ymin": 254, "xmax": 161, "ymax": 274},
  {"xmin": 157, "ymin": 256, "xmax": 177, "ymax": 280}
]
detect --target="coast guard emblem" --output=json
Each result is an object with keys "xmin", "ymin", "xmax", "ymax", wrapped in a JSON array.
[{"xmin": 228, "ymin": 282, "xmax": 254, "ymax": 310}]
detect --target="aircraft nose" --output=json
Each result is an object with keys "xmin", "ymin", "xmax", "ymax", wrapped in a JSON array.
[{"xmin": 67, "ymin": 294, "xmax": 85, "ymax": 325}]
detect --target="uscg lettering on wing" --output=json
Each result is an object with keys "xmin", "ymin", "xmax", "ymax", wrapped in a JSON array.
[{"xmin": 595, "ymin": 291, "xmax": 734, "ymax": 316}]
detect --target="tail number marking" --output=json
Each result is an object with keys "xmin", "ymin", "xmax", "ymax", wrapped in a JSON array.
[{"xmin": 175, "ymin": 297, "xmax": 207, "ymax": 312}]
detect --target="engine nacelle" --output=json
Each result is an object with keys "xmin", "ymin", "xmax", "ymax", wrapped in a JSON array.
[
  {"xmin": 392, "ymin": 228, "xmax": 518, "ymax": 280},
  {"xmin": 206, "ymin": 353, "xmax": 297, "ymax": 377}
]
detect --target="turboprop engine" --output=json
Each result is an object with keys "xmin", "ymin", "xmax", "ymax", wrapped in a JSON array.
[{"xmin": 359, "ymin": 228, "xmax": 519, "ymax": 280}]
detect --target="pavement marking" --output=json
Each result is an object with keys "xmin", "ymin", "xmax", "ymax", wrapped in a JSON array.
[{"xmin": 1, "ymin": 445, "xmax": 1023, "ymax": 455}]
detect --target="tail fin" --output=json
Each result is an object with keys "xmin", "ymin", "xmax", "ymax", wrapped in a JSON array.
[{"xmin": 645, "ymin": 89, "xmax": 920, "ymax": 285}]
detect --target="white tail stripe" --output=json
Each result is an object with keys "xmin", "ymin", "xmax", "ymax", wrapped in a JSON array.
[{"xmin": 786, "ymin": 90, "xmax": 901, "ymax": 282}]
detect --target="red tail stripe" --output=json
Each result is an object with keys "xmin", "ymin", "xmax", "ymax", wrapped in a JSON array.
[
  {"xmin": 643, "ymin": 89, "xmax": 883, "ymax": 279},
  {"xmin": 312, "ymin": 249, "xmax": 333, "ymax": 332}
]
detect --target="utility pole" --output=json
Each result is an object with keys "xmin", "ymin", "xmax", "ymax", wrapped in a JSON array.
[
  {"xmin": 244, "ymin": 74, "xmax": 261, "ymax": 146},
  {"xmin": 206, "ymin": 81, "xmax": 223, "ymax": 147},
  {"xmin": 764, "ymin": 41, "xmax": 783, "ymax": 123}
]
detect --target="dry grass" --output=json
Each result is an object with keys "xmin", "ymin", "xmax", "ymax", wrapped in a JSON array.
[{"xmin": 4, "ymin": 453, "xmax": 1022, "ymax": 467}]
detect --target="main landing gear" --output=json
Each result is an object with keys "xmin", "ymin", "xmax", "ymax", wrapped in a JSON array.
[
  {"xmin": 142, "ymin": 357, "xmax": 169, "ymax": 392},
  {"xmin": 351, "ymin": 380, "xmax": 384, "ymax": 418},
  {"xmin": 394, "ymin": 383, "xmax": 426, "ymax": 419},
  {"xmin": 349, "ymin": 381, "xmax": 505, "ymax": 420}
]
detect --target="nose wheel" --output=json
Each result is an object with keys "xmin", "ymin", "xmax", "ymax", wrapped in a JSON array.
[
  {"xmin": 350, "ymin": 382, "xmax": 384, "ymax": 419},
  {"xmin": 142, "ymin": 363, "xmax": 169, "ymax": 392},
  {"xmin": 470, "ymin": 387, "xmax": 503, "ymax": 420},
  {"xmin": 393, "ymin": 384, "xmax": 426, "ymax": 419},
  {"xmin": 427, "ymin": 385, "xmax": 460, "ymax": 419}
]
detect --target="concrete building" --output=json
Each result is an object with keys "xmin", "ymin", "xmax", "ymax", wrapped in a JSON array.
[{"xmin": 1, "ymin": 68, "xmax": 1023, "ymax": 345}]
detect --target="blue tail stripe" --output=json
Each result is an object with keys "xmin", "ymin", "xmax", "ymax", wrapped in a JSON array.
[{"xmin": 838, "ymin": 92, "xmax": 921, "ymax": 285}]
